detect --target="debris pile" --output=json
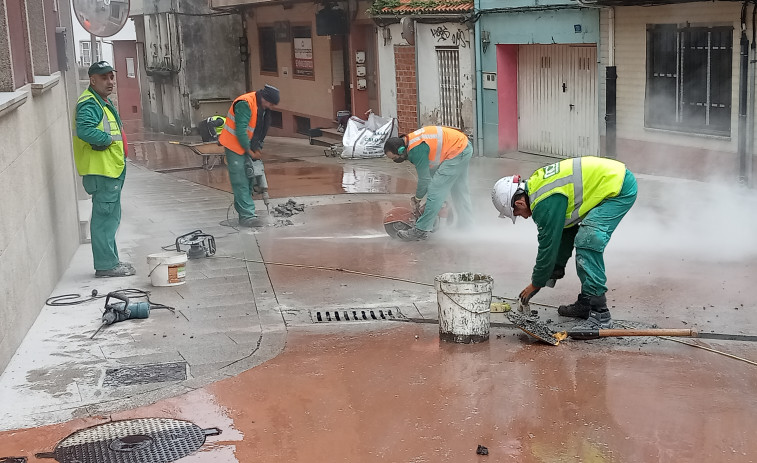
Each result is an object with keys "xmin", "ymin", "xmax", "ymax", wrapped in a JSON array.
[{"xmin": 273, "ymin": 199, "xmax": 306, "ymax": 218}]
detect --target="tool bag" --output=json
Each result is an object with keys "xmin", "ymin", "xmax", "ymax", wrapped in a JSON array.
[{"xmin": 341, "ymin": 113, "xmax": 398, "ymax": 159}]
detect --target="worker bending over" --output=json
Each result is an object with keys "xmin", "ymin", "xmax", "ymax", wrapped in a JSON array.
[
  {"xmin": 491, "ymin": 156, "xmax": 637, "ymax": 329},
  {"xmin": 383, "ymin": 126, "xmax": 474, "ymax": 241}
]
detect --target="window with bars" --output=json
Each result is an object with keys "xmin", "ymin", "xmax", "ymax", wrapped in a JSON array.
[
  {"xmin": 645, "ymin": 24, "xmax": 733, "ymax": 136},
  {"xmin": 436, "ymin": 47, "xmax": 461, "ymax": 128}
]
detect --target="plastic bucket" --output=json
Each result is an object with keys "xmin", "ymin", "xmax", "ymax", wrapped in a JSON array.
[
  {"xmin": 146, "ymin": 251, "xmax": 187, "ymax": 287},
  {"xmin": 435, "ymin": 272, "xmax": 492, "ymax": 343}
]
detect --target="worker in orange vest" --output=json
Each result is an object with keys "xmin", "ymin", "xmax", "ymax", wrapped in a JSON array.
[
  {"xmin": 383, "ymin": 126, "xmax": 474, "ymax": 241},
  {"xmin": 218, "ymin": 85, "xmax": 280, "ymax": 227}
]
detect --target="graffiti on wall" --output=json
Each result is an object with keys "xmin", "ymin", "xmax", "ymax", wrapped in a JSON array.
[{"xmin": 429, "ymin": 25, "xmax": 470, "ymax": 48}]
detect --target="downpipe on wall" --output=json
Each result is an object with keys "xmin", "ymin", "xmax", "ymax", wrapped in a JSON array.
[
  {"xmin": 747, "ymin": 3, "xmax": 756, "ymax": 187},
  {"xmin": 738, "ymin": 2, "xmax": 750, "ymax": 184},
  {"xmin": 473, "ymin": 1, "xmax": 484, "ymax": 157}
]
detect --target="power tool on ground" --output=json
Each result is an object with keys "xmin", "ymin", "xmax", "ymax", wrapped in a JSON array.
[
  {"xmin": 175, "ymin": 229, "xmax": 216, "ymax": 259},
  {"xmin": 91, "ymin": 292, "xmax": 150, "ymax": 339}
]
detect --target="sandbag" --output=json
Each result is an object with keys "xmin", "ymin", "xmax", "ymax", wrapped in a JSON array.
[{"xmin": 341, "ymin": 113, "xmax": 398, "ymax": 159}]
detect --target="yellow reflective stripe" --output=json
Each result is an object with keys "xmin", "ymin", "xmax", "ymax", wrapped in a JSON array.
[
  {"xmin": 529, "ymin": 158, "xmax": 584, "ymax": 227},
  {"xmin": 565, "ymin": 158, "xmax": 583, "ymax": 226}
]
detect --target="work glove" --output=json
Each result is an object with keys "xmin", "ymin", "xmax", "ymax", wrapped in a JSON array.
[
  {"xmin": 550, "ymin": 265, "xmax": 565, "ymax": 280},
  {"xmin": 90, "ymin": 143, "xmax": 110, "ymax": 151},
  {"xmin": 545, "ymin": 265, "xmax": 565, "ymax": 288},
  {"xmin": 410, "ymin": 196, "xmax": 422, "ymax": 216}
]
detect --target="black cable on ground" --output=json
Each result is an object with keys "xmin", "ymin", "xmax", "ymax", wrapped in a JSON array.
[
  {"xmin": 46, "ymin": 290, "xmax": 103, "ymax": 306},
  {"xmin": 46, "ymin": 288, "xmax": 176, "ymax": 313}
]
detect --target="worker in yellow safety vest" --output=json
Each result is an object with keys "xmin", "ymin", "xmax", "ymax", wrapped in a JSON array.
[
  {"xmin": 383, "ymin": 126, "xmax": 474, "ymax": 241},
  {"xmin": 72, "ymin": 60, "xmax": 135, "ymax": 278},
  {"xmin": 218, "ymin": 85, "xmax": 280, "ymax": 227},
  {"xmin": 491, "ymin": 156, "xmax": 638, "ymax": 329}
]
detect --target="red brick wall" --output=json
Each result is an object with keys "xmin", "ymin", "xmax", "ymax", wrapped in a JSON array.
[{"xmin": 394, "ymin": 45, "xmax": 418, "ymax": 134}]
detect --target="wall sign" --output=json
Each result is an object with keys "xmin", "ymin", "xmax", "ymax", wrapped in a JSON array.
[{"xmin": 293, "ymin": 26, "xmax": 314, "ymax": 77}]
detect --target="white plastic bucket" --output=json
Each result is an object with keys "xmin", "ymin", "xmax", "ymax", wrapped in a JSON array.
[
  {"xmin": 146, "ymin": 251, "xmax": 187, "ymax": 286},
  {"xmin": 435, "ymin": 272, "xmax": 492, "ymax": 343}
]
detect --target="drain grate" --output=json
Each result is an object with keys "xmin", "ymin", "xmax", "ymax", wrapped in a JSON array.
[
  {"xmin": 312, "ymin": 308, "xmax": 403, "ymax": 323},
  {"xmin": 0, "ymin": 458, "xmax": 27, "ymax": 463},
  {"xmin": 36, "ymin": 418, "xmax": 221, "ymax": 463},
  {"xmin": 103, "ymin": 362, "xmax": 187, "ymax": 387}
]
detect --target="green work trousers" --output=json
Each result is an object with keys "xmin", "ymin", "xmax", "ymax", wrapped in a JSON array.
[
  {"xmin": 82, "ymin": 167, "xmax": 126, "ymax": 271},
  {"xmin": 555, "ymin": 169, "xmax": 638, "ymax": 297},
  {"xmin": 415, "ymin": 142, "xmax": 474, "ymax": 232},
  {"xmin": 225, "ymin": 149, "xmax": 256, "ymax": 219}
]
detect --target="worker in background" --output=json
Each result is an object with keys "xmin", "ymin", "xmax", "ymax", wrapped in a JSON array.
[
  {"xmin": 197, "ymin": 115, "xmax": 226, "ymax": 142},
  {"xmin": 72, "ymin": 60, "xmax": 135, "ymax": 278},
  {"xmin": 383, "ymin": 126, "xmax": 474, "ymax": 241},
  {"xmin": 491, "ymin": 156, "xmax": 638, "ymax": 329},
  {"xmin": 218, "ymin": 85, "xmax": 279, "ymax": 227}
]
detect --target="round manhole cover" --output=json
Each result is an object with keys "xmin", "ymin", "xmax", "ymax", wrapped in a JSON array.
[{"xmin": 37, "ymin": 418, "xmax": 221, "ymax": 463}]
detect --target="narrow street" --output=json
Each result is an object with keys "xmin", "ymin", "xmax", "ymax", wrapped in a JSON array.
[{"xmin": 1, "ymin": 137, "xmax": 756, "ymax": 462}]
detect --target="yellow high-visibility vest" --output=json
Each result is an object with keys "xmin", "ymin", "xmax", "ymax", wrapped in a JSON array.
[
  {"xmin": 527, "ymin": 156, "xmax": 627, "ymax": 227},
  {"xmin": 72, "ymin": 89, "xmax": 125, "ymax": 178}
]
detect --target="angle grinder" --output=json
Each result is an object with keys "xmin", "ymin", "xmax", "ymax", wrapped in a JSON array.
[{"xmin": 91, "ymin": 292, "xmax": 150, "ymax": 339}]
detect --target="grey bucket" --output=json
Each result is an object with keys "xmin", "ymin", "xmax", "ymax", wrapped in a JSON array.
[{"xmin": 435, "ymin": 272, "xmax": 492, "ymax": 343}]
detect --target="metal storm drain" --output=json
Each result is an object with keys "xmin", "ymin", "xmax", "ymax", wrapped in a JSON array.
[
  {"xmin": 312, "ymin": 307, "xmax": 404, "ymax": 323},
  {"xmin": 103, "ymin": 362, "xmax": 187, "ymax": 387},
  {"xmin": 36, "ymin": 418, "xmax": 221, "ymax": 463}
]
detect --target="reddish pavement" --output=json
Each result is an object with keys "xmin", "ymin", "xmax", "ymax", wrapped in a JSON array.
[{"xmin": 2, "ymin": 138, "xmax": 756, "ymax": 462}]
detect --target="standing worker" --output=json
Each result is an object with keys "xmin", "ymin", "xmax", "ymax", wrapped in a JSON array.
[
  {"xmin": 197, "ymin": 115, "xmax": 226, "ymax": 142},
  {"xmin": 491, "ymin": 156, "xmax": 638, "ymax": 329},
  {"xmin": 72, "ymin": 60, "xmax": 135, "ymax": 278},
  {"xmin": 383, "ymin": 126, "xmax": 474, "ymax": 241},
  {"xmin": 218, "ymin": 85, "xmax": 280, "ymax": 227}
]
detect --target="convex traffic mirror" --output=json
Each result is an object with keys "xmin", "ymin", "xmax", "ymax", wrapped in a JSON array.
[{"xmin": 73, "ymin": 0, "xmax": 130, "ymax": 37}]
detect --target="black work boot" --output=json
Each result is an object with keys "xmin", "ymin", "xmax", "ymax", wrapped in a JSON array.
[
  {"xmin": 575, "ymin": 294, "xmax": 613, "ymax": 329},
  {"xmin": 558, "ymin": 293, "xmax": 591, "ymax": 319}
]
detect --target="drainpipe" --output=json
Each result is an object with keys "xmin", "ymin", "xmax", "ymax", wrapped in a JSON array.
[
  {"xmin": 738, "ymin": 2, "xmax": 749, "ymax": 184},
  {"xmin": 605, "ymin": 7, "xmax": 617, "ymax": 158},
  {"xmin": 469, "ymin": 22, "xmax": 478, "ymax": 149},
  {"xmin": 473, "ymin": 0, "xmax": 484, "ymax": 157},
  {"xmin": 747, "ymin": 3, "xmax": 756, "ymax": 187}
]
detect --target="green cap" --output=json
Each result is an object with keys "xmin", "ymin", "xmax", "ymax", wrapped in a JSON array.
[{"xmin": 88, "ymin": 60, "xmax": 116, "ymax": 75}]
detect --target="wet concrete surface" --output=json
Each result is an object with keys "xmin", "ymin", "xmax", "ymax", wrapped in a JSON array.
[
  {"xmin": 129, "ymin": 139, "xmax": 417, "ymax": 197},
  {"xmin": 2, "ymin": 323, "xmax": 757, "ymax": 462},
  {"xmin": 3, "ymin": 136, "xmax": 757, "ymax": 460}
]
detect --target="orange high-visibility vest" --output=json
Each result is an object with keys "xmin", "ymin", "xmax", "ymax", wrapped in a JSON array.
[
  {"xmin": 406, "ymin": 126, "xmax": 469, "ymax": 168},
  {"xmin": 218, "ymin": 92, "xmax": 260, "ymax": 155}
]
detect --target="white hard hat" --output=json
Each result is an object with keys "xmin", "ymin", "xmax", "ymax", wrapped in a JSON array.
[{"xmin": 491, "ymin": 175, "xmax": 524, "ymax": 223}]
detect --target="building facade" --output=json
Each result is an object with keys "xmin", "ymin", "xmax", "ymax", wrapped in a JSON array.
[{"xmin": 0, "ymin": 0, "xmax": 81, "ymax": 371}]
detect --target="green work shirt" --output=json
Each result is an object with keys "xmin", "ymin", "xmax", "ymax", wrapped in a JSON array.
[
  {"xmin": 529, "ymin": 192, "xmax": 570, "ymax": 287},
  {"xmin": 408, "ymin": 142, "xmax": 432, "ymax": 199},
  {"xmin": 76, "ymin": 87, "xmax": 123, "ymax": 146}
]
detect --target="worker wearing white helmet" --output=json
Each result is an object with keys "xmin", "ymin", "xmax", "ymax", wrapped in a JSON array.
[{"xmin": 491, "ymin": 156, "xmax": 638, "ymax": 329}]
